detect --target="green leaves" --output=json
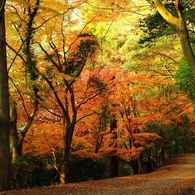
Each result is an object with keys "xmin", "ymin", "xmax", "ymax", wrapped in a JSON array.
[
  {"xmin": 139, "ymin": 11, "xmax": 174, "ymax": 45},
  {"xmin": 175, "ymin": 57, "xmax": 195, "ymax": 103}
]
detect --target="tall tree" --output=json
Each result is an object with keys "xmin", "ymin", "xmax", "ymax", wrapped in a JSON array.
[
  {"xmin": 109, "ymin": 114, "xmax": 118, "ymax": 177},
  {"xmin": 147, "ymin": 0, "xmax": 195, "ymax": 75},
  {"xmin": 0, "ymin": 0, "xmax": 10, "ymax": 191},
  {"xmin": 6, "ymin": 0, "xmax": 105, "ymax": 184},
  {"xmin": 36, "ymin": 34, "xmax": 104, "ymax": 184},
  {"xmin": 7, "ymin": 0, "xmax": 40, "ymax": 188}
]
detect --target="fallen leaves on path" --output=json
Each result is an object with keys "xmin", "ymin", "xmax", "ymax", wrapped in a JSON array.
[{"xmin": 1, "ymin": 153, "xmax": 195, "ymax": 195}]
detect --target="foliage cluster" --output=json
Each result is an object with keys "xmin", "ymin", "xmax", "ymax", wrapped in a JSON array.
[{"xmin": 175, "ymin": 57, "xmax": 195, "ymax": 103}]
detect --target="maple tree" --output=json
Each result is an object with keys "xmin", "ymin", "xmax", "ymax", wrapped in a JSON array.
[
  {"xmin": 36, "ymin": 32, "xmax": 106, "ymax": 183},
  {"xmin": 6, "ymin": 0, "xmax": 108, "ymax": 185},
  {"xmin": 124, "ymin": 72, "xmax": 190, "ymax": 171},
  {"xmin": 28, "ymin": 4, "xmax": 106, "ymax": 184},
  {"xmin": 66, "ymin": 0, "xmax": 195, "ymax": 177},
  {"xmin": 72, "ymin": 55, "xmax": 194, "ymax": 174}
]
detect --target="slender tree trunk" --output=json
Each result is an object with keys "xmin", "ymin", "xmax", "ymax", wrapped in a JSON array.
[
  {"xmin": 60, "ymin": 156, "xmax": 69, "ymax": 184},
  {"xmin": 109, "ymin": 115, "xmax": 118, "ymax": 177},
  {"xmin": 159, "ymin": 145, "xmax": 166, "ymax": 166},
  {"xmin": 10, "ymin": 89, "xmax": 38, "ymax": 188},
  {"xmin": 138, "ymin": 153, "xmax": 145, "ymax": 174},
  {"xmin": 10, "ymin": 101, "xmax": 24, "ymax": 188},
  {"xmin": 130, "ymin": 160, "xmax": 139, "ymax": 175},
  {"xmin": 0, "ymin": 0, "xmax": 10, "ymax": 191},
  {"xmin": 95, "ymin": 134, "xmax": 103, "ymax": 153},
  {"xmin": 10, "ymin": 100, "xmax": 20, "ymax": 164},
  {"xmin": 110, "ymin": 132, "xmax": 118, "ymax": 177},
  {"xmin": 60, "ymin": 123, "xmax": 75, "ymax": 184}
]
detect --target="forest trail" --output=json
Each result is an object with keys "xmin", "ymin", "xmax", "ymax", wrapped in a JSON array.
[
  {"xmin": 1, "ymin": 153, "xmax": 195, "ymax": 195},
  {"xmin": 130, "ymin": 153, "xmax": 195, "ymax": 195}
]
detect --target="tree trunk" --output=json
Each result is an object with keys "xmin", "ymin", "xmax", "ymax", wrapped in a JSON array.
[
  {"xmin": 10, "ymin": 100, "xmax": 22, "ymax": 164},
  {"xmin": 60, "ymin": 157, "xmax": 69, "ymax": 184},
  {"xmin": 159, "ymin": 145, "xmax": 166, "ymax": 166},
  {"xmin": 0, "ymin": 0, "xmax": 10, "ymax": 191},
  {"xmin": 10, "ymin": 94, "xmax": 38, "ymax": 188},
  {"xmin": 177, "ymin": 19, "xmax": 195, "ymax": 75},
  {"xmin": 10, "ymin": 110, "xmax": 24, "ymax": 189},
  {"xmin": 130, "ymin": 160, "xmax": 139, "ymax": 175},
  {"xmin": 110, "ymin": 132, "xmax": 118, "ymax": 177},
  {"xmin": 60, "ymin": 123, "xmax": 75, "ymax": 184},
  {"xmin": 109, "ymin": 115, "xmax": 118, "ymax": 177},
  {"xmin": 138, "ymin": 152, "xmax": 154, "ymax": 174},
  {"xmin": 138, "ymin": 153, "xmax": 145, "ymax": 174}
]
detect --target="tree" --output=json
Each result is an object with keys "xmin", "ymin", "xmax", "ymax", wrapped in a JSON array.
[
  {"xmin": 146, "ymin": 0, "xmax": 195, "ymax": 75},
  {"xmin": 6, "ymin": 0, "xmax": 40, "ymax": 188},
  {"xmin": 6, "ymin": 0, "xmax": 107, "ymax": 184},
  {"xmin": 35, "ymin": 29, "xmax": 105, "ymax": 183},
  {"xmin": 109, "ymin": 114, "xmax": 118, "ymax": 177},
  {"xmin": 0, "ymin": 0, "xmax": 10, "ymax": 191}
]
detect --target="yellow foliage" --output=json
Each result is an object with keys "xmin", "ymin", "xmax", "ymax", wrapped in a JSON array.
[{"xmin": 72, "ymin": 136, "xmax": 94, "ymax": 151}]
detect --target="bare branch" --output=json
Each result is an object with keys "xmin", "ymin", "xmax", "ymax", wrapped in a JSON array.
[
  {"xmin": 37, "ymin": 69, "xmax": 67, "ymax": 118},
  {"xmin": 77, "ymin": 90, "xmax": 103, "ymax": 110},
  {"xmin": 6, "ymin": 42, "xmax": 27, "ymax": 64},
  {"xmin": 49, "ymin": 41, "xmax": 62, "ymax": 70},
  {"xmin": 20, "ymin": 87, "xmax": 39, "ymax": 136},
  {"xmin": 7, "ymin": 41, "xmax": 25, "ymax": 71},
  {"xmin": 38, "ymin": 43, "xmax": 62, "ymax": 72},
  {"xmin": 9, "ymin": 5, "xmax": 27, "ymax": 24},
  {"xmin": 34, "ymin": 9, "xmax": 70, "ymax": 30},
  {"xmin": 39, "ymin": 104, "xmax": 63, "ymax": 119},
  {"xmin": 65, "ymin": 16, "xmax": 97, "ymax": 54},
  {"xmin": 9, "ymin": 76, "xmax": 29, "ymax": 118},
  {"xmin": 76, "ymin": 112, "xmax": 95, "ymax": 123}
]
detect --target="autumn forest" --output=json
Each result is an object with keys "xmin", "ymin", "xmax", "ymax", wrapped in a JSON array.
[{"xmin": 0, "ymin": 0, "xmax": 195, "ymax": 192}]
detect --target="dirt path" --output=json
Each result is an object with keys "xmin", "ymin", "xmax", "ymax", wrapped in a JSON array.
[
  {"xmin": 131, "ymin": 153, "xmax": 195, "ymax": 195},
  {"xmin": 1, "ymin": 153, "xmax": 195, "ymax": 195}
]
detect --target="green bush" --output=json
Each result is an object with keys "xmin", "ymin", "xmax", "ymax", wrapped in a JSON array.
[
  {"xmin": 118, "ymin": 162, "xmax": 132, "ymax": 176},
  {"xmin": 11, "ymin": 154, "xmax": 109, "ymax": 188},
  {"xmin": 175, "ymin": 57, "xmax": 195, "ymax": 103},
  {"xmin": 11, "ymin": 154, "xmax": 59, "ymax": 188},
  {"xmin": 67, "ymin": 158, "xmax": 108, "ymax": 182}
]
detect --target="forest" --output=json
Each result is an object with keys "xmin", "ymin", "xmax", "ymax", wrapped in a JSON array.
[{"xmin": 0, "ymin": 0, "xmax": 195, "ymax": 192}]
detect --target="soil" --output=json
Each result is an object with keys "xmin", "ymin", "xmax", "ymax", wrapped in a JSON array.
[{"xmin": 1, "ymin": 153, "xmax": 195, "ymax": 195}]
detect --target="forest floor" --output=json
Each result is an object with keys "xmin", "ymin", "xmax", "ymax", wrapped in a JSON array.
[{"xmin": 1, "ymin": 153, "xmax": 195, "ymax": 195}]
